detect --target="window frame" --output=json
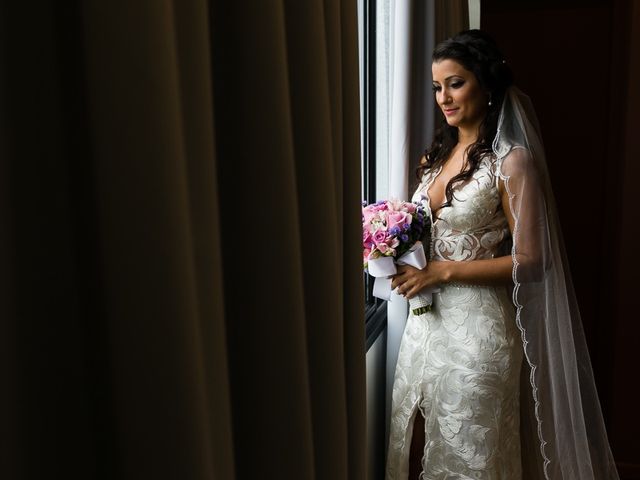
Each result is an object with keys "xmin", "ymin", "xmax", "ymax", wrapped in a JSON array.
[{"xmin": 360, "ymin": 0, "xmax": 387, "ymax": 344}]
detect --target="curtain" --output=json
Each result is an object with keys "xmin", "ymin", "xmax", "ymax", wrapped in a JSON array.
[
  {"xmin": 0, "ymin": 1, "xmax": 365, "ymax": 479},
  {"xmin": 384, "ymin": 0, "xmax": 468, "ymax": 441},
  {"xmin": 435, "ymin": 0, "xmax": 470, "ymax": 40}
]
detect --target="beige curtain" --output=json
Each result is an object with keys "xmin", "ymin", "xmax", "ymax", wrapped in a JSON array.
[
  {"xmin": 384, "ymin": 0, "xmax": 468, "ymax": 444},
  {"xmin": 0, "ymin": 1, "xmax": 365, "ymax": 479}
]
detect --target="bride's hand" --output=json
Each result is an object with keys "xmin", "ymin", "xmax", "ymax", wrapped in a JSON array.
[{"xmin": 391, "ymin": 262, "xmax": 450, "ymax": 299}]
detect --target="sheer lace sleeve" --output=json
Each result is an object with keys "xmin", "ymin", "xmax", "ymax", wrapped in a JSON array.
[{"xmin": 497, "ymin": 146, "xmax": 548, "ymax": 283}]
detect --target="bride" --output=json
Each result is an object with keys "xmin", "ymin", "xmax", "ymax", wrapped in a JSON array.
[{"xmin": 385, "ymin": 30, "xmax": 619, "ymax": 479}]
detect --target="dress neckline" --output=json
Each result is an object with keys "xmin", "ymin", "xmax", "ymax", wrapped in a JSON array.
[
  {"xmin": 424, "ymin": 165, "xmax": 445, "ymax": 223},
  {"xmin": 423, "ymin": 156, "xmax": 486, "ymax": 222}
]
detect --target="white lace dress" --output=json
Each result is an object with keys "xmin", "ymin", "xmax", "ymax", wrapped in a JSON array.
[{"xmin": 386, "ymin": 155, "xmax": 524, "ymax": 480}]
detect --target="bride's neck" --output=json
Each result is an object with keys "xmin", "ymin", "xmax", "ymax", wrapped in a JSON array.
[
  {"xmin": 457, "ymin": 129, "xmax": 478, "ymax": 146},
  {"xmin": 457, "ymin": 121, "xmax": 481, "ymax": 145}
]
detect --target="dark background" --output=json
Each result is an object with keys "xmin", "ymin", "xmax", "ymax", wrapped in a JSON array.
[{"xmin": 482, "ymin": 0, "xmax": 640, "ymax": 477}]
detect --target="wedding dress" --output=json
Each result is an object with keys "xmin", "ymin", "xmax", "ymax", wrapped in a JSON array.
[
  {"xmin": 385, "ymin": 87, "xmax": 619, "ymax": 480},
  {"xmin": 386, "ymin": 154, "xmax": 524, "ymax": 479}
]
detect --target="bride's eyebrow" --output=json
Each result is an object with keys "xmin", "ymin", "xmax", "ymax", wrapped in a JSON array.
[{"xmin": 432, "ymin": 75, "xmax": 463, "ymax": 84}]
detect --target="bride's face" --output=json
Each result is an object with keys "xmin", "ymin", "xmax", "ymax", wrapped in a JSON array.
[{"xmin": 432, "ymin": 59, "xmax": 488, "ymax": 131}]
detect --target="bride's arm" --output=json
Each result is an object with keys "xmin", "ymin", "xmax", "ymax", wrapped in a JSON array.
[
  {"xmin": 439, "ymin": 174, "xmax": 518, "ymax": 286},
  {"xmin": 394, "ymin": 148, "xmax": 545, "ymax": 298}
]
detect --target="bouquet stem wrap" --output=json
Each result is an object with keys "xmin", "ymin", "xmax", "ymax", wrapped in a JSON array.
[{"xmin": 367, "ymin": 241, "xmax": 439, "ymax": 316}]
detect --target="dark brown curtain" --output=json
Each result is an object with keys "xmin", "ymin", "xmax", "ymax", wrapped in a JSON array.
[
  {"xmin": 0, "ymin": 1, "xmax": 365, "ymax": 479},
  {"xmin": 435, "ymin": 0, "xmax": 469, "ymax": 42}
]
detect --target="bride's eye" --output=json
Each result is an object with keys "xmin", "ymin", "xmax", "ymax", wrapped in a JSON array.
[
  {"xmin": 432, "ymin": 85, "xmax": 441, "ymax": 92},
  {"xmin": 451, "ymin": 81, "xmax": 465, "ymax": 89}
]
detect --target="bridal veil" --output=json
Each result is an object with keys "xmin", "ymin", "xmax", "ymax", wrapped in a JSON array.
[{"xmin": 495, "ymin": 86, "xmax": 619, "ymax": 479}]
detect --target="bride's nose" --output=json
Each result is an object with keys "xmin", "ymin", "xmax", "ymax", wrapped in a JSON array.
[{"xmin": 438, "ymin": 89, "xmax": 452, "ymax": 106}]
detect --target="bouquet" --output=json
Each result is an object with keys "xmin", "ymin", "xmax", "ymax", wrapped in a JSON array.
[{"xmin": 362, "ymin": 199, "xmax": 439, "ymax": 316}]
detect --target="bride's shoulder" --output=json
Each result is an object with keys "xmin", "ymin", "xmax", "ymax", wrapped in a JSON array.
[
  {"xmin": 481, "ymin": 148, "xmax": 530, "ymax": 187},
  {"xmin": 479, "ymin": 151, "xmax": 501, "ymax": 175},
  {"xmin": 494, "ymin": 145, "xmax": 535, "ymax": 177}
]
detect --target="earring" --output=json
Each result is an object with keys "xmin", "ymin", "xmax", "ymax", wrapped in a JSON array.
[{"xmin": 488, "ymin": 93, "xmax": 493, "ymax": 107}]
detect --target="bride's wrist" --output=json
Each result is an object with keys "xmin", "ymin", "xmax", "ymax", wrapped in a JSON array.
[{"xmin": 440, "ymin": 261, "xmax": 455, "ymax": 284}]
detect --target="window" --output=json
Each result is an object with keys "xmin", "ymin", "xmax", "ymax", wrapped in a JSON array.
[
  {"xmin": 358, "ymin": 1, "xmax": 480, "ymax": 343},
  {"xmin": 358, "ymin": 0, "xmax": 388, "ymax": 345}
]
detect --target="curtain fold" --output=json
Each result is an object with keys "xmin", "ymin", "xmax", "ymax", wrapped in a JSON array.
[
  {"xmin": 282, "ymin": 0, "xmax": 348, "ymax": 477},
  {"xmin": 434, "ymin": 0, "xmax": 469, "ymax": 41},
  {"xmin": 338, "ymin": 3, "xmax": 369, "ymax": 479},
  {"xmin": 210, "ymin": 2, "xmax": 317, "ymax": 477},
  {"xmin": 168, "ymin": 1, "xmax": 236, "ymax": 477},
  {"xmin": 385, "ymin": 0, "xmax": 415, "ymax": 443},
  {"xmin": 384, "ymin": 0, "xmax": 468, "ymax": 446},
  {"xmin": 81, "ymin": 1, "xmax": 230, "ymax": 477},
  {"xmin": 0, "ymin": 1, "xmax": 365, "ymax": 478}
]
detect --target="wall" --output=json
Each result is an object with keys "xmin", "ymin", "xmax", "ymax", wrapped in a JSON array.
[
  {"xmin": 482, "ymin": 0, "xmax": 640, "ymax": 477},
  {"xmin": 610, "ymin": 0, "xmax": 640, "ymax": 476},
  {"xmin": 366, "ymin": 329, "xmax": 387, "ymax": 480}
]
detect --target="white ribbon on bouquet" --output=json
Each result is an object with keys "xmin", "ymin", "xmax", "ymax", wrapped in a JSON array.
[{"xmin": 367, "ymin": 241, "xmax": 440, "ymax": 303}]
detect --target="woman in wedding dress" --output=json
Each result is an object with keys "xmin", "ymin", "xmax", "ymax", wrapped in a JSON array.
[{"xmin": 385, "ymin": 30, "xmax": 619, "ymax": 480}]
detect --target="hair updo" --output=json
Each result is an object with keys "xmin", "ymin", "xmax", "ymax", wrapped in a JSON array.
[{"xmin": 417, "ymin": 29, "xmax": 514, "ymax": 215}]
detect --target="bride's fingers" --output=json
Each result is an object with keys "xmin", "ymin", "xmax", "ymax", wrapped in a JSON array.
[
  {"xmin": 406, "ymin": 282, "xmax": 422, "ymax": 298},
  {"xmin": 391, "ymin": 272, "xmax": 408, "ymax": 290},
  {"xmin": 394, "ymin": 281, "xmax": 408, "ymax": 295},
  {"xmin": 394, "ymin": 270, "xmax": 424, "ymax": 294},
  {"xmin": 397, "ymin": 278, "xmax": 415, "ymax": 296}
]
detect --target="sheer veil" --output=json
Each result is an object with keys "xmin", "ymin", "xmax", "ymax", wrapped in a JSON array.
[{"xmin": 495, "ymin": 87, "xmax": 619, "ymax": 479}]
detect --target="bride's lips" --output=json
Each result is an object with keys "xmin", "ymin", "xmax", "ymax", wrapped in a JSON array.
[{"xmin": 443, "ymin": 108, "xmax": 459, "ymax": 116}]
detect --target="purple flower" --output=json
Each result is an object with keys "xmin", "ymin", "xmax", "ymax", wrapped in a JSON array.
[
  {"xmin": 402, "ymin": 223, "xmax": 410, "ymax": 231},
  {"xmin": 400, "ymin": 234, "xmax": 409, "ymax": 242}
]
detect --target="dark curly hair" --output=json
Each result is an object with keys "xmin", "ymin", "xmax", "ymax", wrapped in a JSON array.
[{"xmin": 417, "ymin": 29, "xmax": 513, "ymax": 214}]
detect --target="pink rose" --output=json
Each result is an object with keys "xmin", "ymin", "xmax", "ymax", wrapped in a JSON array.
[
  {"xmin": 387, "ymin": 211, "xmax": 412, "ymax": 232},
  {"xmin": 362, "ymin": 206, "xmax": 378, "ymax": 225},
  {"xmin": 387, "ymin": 198, "xmax": 403, "ymax": 211},
  {"xmin": 363, "ymin": 230, "xmax": 374, "ymax": 249},
  {"xmin": 372, "ymin": 229, "xmax": 387, "ymax": 245},
  {"xmin": 405, "ymin": 203, "xmax": 417, "ymax": 213}
]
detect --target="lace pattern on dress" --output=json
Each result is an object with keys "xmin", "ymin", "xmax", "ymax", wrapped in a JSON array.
[
  {"xmin": 413, "ymin": 156, "xmax": 510, "ymax": 264},
  {"xmin": 386, "ymin": 155, "xmax": 523, "ymax": 479}
]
